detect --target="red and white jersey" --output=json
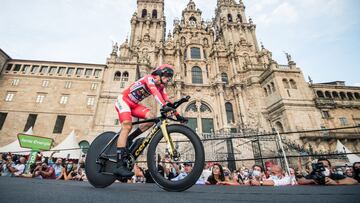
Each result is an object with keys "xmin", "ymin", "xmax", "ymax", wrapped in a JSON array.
[{"xmin": 122, "ymin": 75, "xmax": 169, "ymax": 106}]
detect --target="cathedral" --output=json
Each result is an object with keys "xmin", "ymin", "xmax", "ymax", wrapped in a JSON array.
[{"xmin": 1, "ymin": 0, "xmax": 359, "ymax": 168}]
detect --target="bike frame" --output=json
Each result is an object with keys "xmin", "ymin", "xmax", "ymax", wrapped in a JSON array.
[{"xmin": 97, "ymin": 117, "xmax": 176, "ymax": 164}]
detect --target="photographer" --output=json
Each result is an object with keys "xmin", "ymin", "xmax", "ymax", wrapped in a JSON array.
[
  {"xmin": 1, "ymin": 154, "xmax": 15, "ymax": 177},
  {"xmin": 298, "ymin": 158, "xmax": 358, "ymax": 185},
  {"xmin": 34, "ymin": 162, "xmax": 56, "ymax": 179},
  {"xmin": 57, "ymin": 162, "xmax": 76, "ymax": 180},
  {"xmin": 353, "ymin": 162, "xmax": 360, "ymax": 183}
]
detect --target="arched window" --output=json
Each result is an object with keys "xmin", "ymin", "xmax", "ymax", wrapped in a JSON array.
[
  {"xmin": 340, "ymin": 92, "xmax": 346, "ymax": 100},
  {"xmin": 122, "ymin": 71, "xmax": 129, "ymax": 81},
  {"xmin": 189, "ymin": 16, "xmax": 197, "ymax": 23},
  {"xmin": 275, "ymin": 121, "xmax": 284, "ymax": 133},
  {"xmin": 354, "ymin": 92, "xmax": 360, "ymax": 100},
  {"xmin": 221, "ymin": 73, "xmax": 228, "ymax": 84},
  {"xmin": 200, "ymin": 102, "xmax": 212, "ymax": 113},
  {"xmin": 271, "ymin": 82, "xmax": 276, "ymax": 92},
  {"xmin": 190, "ymin": 47, "xmax": 201, "ymax": 59},
  {"xmin": 141, "ymin": 9, "xmax": 147, "ymax": 18},
  {"xmin": 289, "ymin": 79, "xmax": 297, "ymax": 89},
  {"xmin": 114, "ymin": 71, "xmax": 121, "ymax": 81},
  {"xmin": 325, "ymin": 91, "xmax": 332, "ymax": 98},
  {"xmin": 332, "ymin": 91, "xmax": 339, "ymax": 99},
  {"xmin": 282, "ymin": 79, "xmax": 290, "ymax": 89},
  {"xmin": 237, "ymin": 14, "xmax": 242, "ymax": 23},
  {"xmin": 227, "ymin": 14, "xmax": 233, "ymax": 22},
  {"xmin": 264, "ymin": 88, "xmax": 268, "ymax": 96},
  {"xmin": 225, "ymin": 102, "xmax": 234, "ymax": 124},
  {"xmin": 185, "ymin": 102, "xmax": 198, "ymax": 112},
  {"xmin": 152, "ymin": 10, "xmax": 157, "ymax": 19},
  {"xmin": 317, "ymin": 91, "xmax": 324, "ymax": 98},
  {"xmin": 192, "ymin": 66, "xmax": 203, "ymax": 84},
  {"xmin": 347, "ymin": 92, "xmax": 354, "ymax": 100}
]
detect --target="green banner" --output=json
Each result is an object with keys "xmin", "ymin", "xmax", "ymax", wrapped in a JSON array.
[{"xmin": 17, "ymin": 134, "xmax": 53, "ymax": 150}]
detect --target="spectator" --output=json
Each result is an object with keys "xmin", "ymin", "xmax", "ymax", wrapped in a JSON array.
[
  {"xmin": 1, "ymin": 154, "xmax": 15, "ymax": 177},
  {"xmin": 218, "ymin": 167, "xmax": 240, "ymax": 186},
  {"xmin": 171, "ymin": 160, "xmax": 204, "ymax": 184},
  {"xmin": 34, "ymin": 162, "xmax": 56, "ymax": 179},
  {"xmin": 73, "ymin": 160, "xmax": 86, "ymax": 181},
  {"xmin": 206, "ymin": 163, "xmax": 225, "ymax": 185},
  {"xmin": 198, "ymin": 163, "xmax": 212, "ymax": 184},
  {"xmin": 131, "ymin": 164, "xmax": 146, "ymax": 183},
  {"xmin": 298, "ymin": 158, "xmax": 358, "ymax": 185},
  {"xmin": 48, "ymin": 151, "xmax": 63, "ymax": 179},
  {"xmin": 344, "ymin": 168, "xmax": 353, "ymax": 178},
  {"xmin": 250, "ymin": 165, "xmax": 291, "ymax": 186},
  {"xmin": 57, "ymin": 162, "xmax": 75, "ymax": 180},
  {"xmin": 353, "ymin": 162, "xmax": 360, "ymax": 183},
  {"xmin": 31, "ymin": 161, "xmax": 44, "ymax": 179},
  {"xmin": 289, "ymin": 167, "xmax": 298, "ymax": 185},
  {"xmin": 12, "ymin": 157, "xmax": 26, "ymax": 177}
]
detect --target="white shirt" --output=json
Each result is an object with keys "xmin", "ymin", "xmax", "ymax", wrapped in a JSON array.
[
  {"xmin": 13, "ymin": 163, "xmax": 25, "ymax": 176},
  {"xmin": 267, "ymin": 175, "xmax": 291, "ymax": 186}
]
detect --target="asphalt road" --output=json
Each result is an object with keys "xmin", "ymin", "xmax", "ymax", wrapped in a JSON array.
[{"xmin": 0, "ymin": 177, "xmax": 359, "ymax": 203}]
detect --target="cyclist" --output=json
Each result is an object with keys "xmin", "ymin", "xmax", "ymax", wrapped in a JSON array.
[{"xmin": 114, "ymin": 64, "xmax": 187, "ymax": 177}]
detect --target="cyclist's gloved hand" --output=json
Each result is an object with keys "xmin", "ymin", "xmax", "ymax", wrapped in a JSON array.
[{"xmin": 176, "ymin": 115, "xmax": 188, "ymax": 124}]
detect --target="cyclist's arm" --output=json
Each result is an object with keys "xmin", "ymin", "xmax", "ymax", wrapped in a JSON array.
[{"xmin": 146, "ymin": 77, "xmax": 167, "ymax": 106}]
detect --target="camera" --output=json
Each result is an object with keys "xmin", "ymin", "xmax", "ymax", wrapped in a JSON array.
[{"xmin": 311, "ymin": 162, "xmax": 326, "ymax": 185}]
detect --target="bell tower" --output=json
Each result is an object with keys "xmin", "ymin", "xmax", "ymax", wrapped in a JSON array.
[{"xmin": 129, "ymin": 0, "xmax": 166, "ymax": 47}]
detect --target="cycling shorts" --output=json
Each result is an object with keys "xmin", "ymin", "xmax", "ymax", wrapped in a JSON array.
[{"xmin": 115, "ymin": 95, "xmax": 150, "ymax": 123}]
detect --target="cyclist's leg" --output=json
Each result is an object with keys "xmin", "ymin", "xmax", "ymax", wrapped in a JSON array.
[
  {"xmin": 130, "ymin": 105, "xmax": 154, "ymax": 140},
  {"xmin": 114, "ymin": 96, "xmax": 134, "ymax": 177}
]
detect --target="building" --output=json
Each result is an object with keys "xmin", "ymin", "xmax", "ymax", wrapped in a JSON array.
[{"xmin": 1, "ymin": 0, "xmax": 359, "ymax": 168}]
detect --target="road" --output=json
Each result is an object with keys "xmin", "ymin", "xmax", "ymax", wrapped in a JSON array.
[{"xmin": 0, "ymin": 177, "xmax": 359, "ymax": 203}]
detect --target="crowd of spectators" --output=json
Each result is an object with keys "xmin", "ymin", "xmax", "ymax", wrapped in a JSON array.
[{"xmin": 1, "ymin": 151, "xmax": 359, "ymax": 186}]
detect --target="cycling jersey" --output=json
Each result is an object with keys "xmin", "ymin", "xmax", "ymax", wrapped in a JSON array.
[{"xmin": 115, "ymin": 75, "xmax": 170, "ymax": 122}]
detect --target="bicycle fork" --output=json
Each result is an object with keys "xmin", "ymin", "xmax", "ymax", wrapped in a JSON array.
[{"xmin": 160, "ymin": 120, "xmax": 177, "ymax": 158}]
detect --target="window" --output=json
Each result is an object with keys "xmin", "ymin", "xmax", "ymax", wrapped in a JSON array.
[
  {"xmin": 120, "ymin": 82, "xmax": 125, "ymax": 88},
  {"xmin": 67, "ymin": 67, "xmax": 75, "ymax": 75},
  {"xmin": 0, "ymin": 112, "xmax": 8, "ymax": 130},
  {"xmin": 22, "ymin": 65, "xmax": 31, "ymax": 73},
  {"xmin": 64, "ymin": 81, "xmax": 72, "ymax": 89},
  {"xmin": 24, "ymin": 114, "xmax": 37, "ymax": 132},
  {"xmin": 200, "ymin": 103, "xmax": 211, "ymax": 113},
  {"xmin": 31, "ymin": 65, "xmax": 39, "ymax": 73},
  {"xmin": 13, "ymin": 64, "xmax": 21, "ymax": 72},
  {"xmin": 36, "ymin": 94, "xmax": 46, "ymax": 103},
  {"xmin": 190, "ymin": 47, "xmax": 201, "ymax": 59},
  {"xmin": 76, "ymin": 68, "xmax": 84, "ymax": 76},
  {"xmin": 53, "ymin": 115, "xmax": 66, "ymax": 134},
  {"xmin": 11, "ymin": 79, "xmax": 20, "ymax": 86},
  {"xmin": 201, "ymin": 118, "xmax": 214, "ymax": 133},
  {"xmin": 339, "ymin": 117, "xmax": 348, "ymax": 126},
  {"xmin": 49, "ymin": 66, "xmax": 57, "ymax": 74},
  {"xmin": 6, "ymin": 64, "xmax": 13, "ymax": 71},
  {"xmin": 221, "ymin": 73, "xmax": 228, "ymax": 84},
  {"xmin": 40, "ymin": 66, "xmax": 48, "ymax": 74},
  {"xmin": 264, "ymin": 88, "xmax": 268, "ymax": 96},
  {"xmin": 185, "ymin": 102, "xmax": 198, "ymax": 112},
  {"xmin": 322, "ymin": 111, "xmax": 330, "ymax": 119},
  {"xmin": 186, "ymin": 118, "xmax": 197, "ymax": 132},
  {"xmin": 87, "ymin": 96, "xmax": 95, "ymax": 106},
  {"xmin": 94, "ymin": 69, "xmax": 101, "ymax": 77},
  {"xmin": 317, "ymin": 91, "xmax": 324, "ymax": 98},
  {"xmin": 325, "ymin": 91, "xmax": 332, "ymax": 98},
  {"xmin": 227, "ymin": 14, "xmax": 233, "ymax": 22},
  {"xmin": 85, "ymin": 69, "xmax": 93, "ymax": 76},
  {"xmin": 289, "ymin": 79, "xmax": 297, "ymax": 89},
  {"xmin": 340, "ymin": 92, "xmax": 346, "ymax": 100},
  {"xmin": 354, "ymin": 92, "xmax": 360, "ymax": 100},
  {"xmin": 58, "ymin": 67, "xmax": 66, "ymax": 75},
  {"xmin": 283, "ymin": 79, "xmax": 290, "ymax": 89},
  {"xmin": 237, "ymin": 14, "xmax": 242, "ymax": 23},
  {"xmin": 152, "ymin": 10, "xmax": 157, "ymax": 19},
  {"xmin": 5, "ymin": 92, "xmax": 15, "ymax": 102},
  {"xmin": 191, "ymin": 66, "xmax": 203, "ymax": 84},
  {"xmin": 114, "ymin": 71, "xmax": 121, "ymax": 81},
  {"xmin": 60, "ymin": 95, "xmax": 69, "ymax": 104},
  {"xmin": 122, "ymin": 72, "xmax": 129, "ymax": 81},
  {"xmin": 114, "ymin": 119, "xmax": 120, "ymax": 125},
  {"xmin": 271, "ymin": 82, "xmax": 276, "ymax": 92},
  {"xmin": 225, "ymin": 102, "xmax": 234, "ymax": 123},
  {"xmin": 42, "ymin": 80, "xmax": 49, "ymax": 87},
  {"xmin": 347, "ymin": 92, "xmax": 354, "ymax": 100},
  {"xmin": 141, "ymin": 9, "xmax": 147, "ymax": 18},
  {"xmin": 90, "ymin": 83, "xmax": 98, "ymax": 90},
  {"xmin": 332, "ymin": 92, "xmax": 339, "ymax": 99}
]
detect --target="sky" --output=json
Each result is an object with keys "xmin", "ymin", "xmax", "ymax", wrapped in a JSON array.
[{"xmin": 1, "ymin": 0, "xmax": 359, "ymax": 86}]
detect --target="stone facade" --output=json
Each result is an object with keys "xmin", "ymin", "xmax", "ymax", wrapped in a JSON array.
[{"xmin": 0, "ymin": 0, "xmax": 359, "ymax": 167}]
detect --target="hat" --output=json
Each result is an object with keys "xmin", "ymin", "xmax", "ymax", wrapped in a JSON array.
[{"xmin": 184, "ymin": 160, "xmax": 192, "ymax": 167}]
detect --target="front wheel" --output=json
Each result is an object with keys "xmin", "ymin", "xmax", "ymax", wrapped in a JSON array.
[{"xmin": 147, "ymin": 124, "xmax": 205, "ymax": 192}]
